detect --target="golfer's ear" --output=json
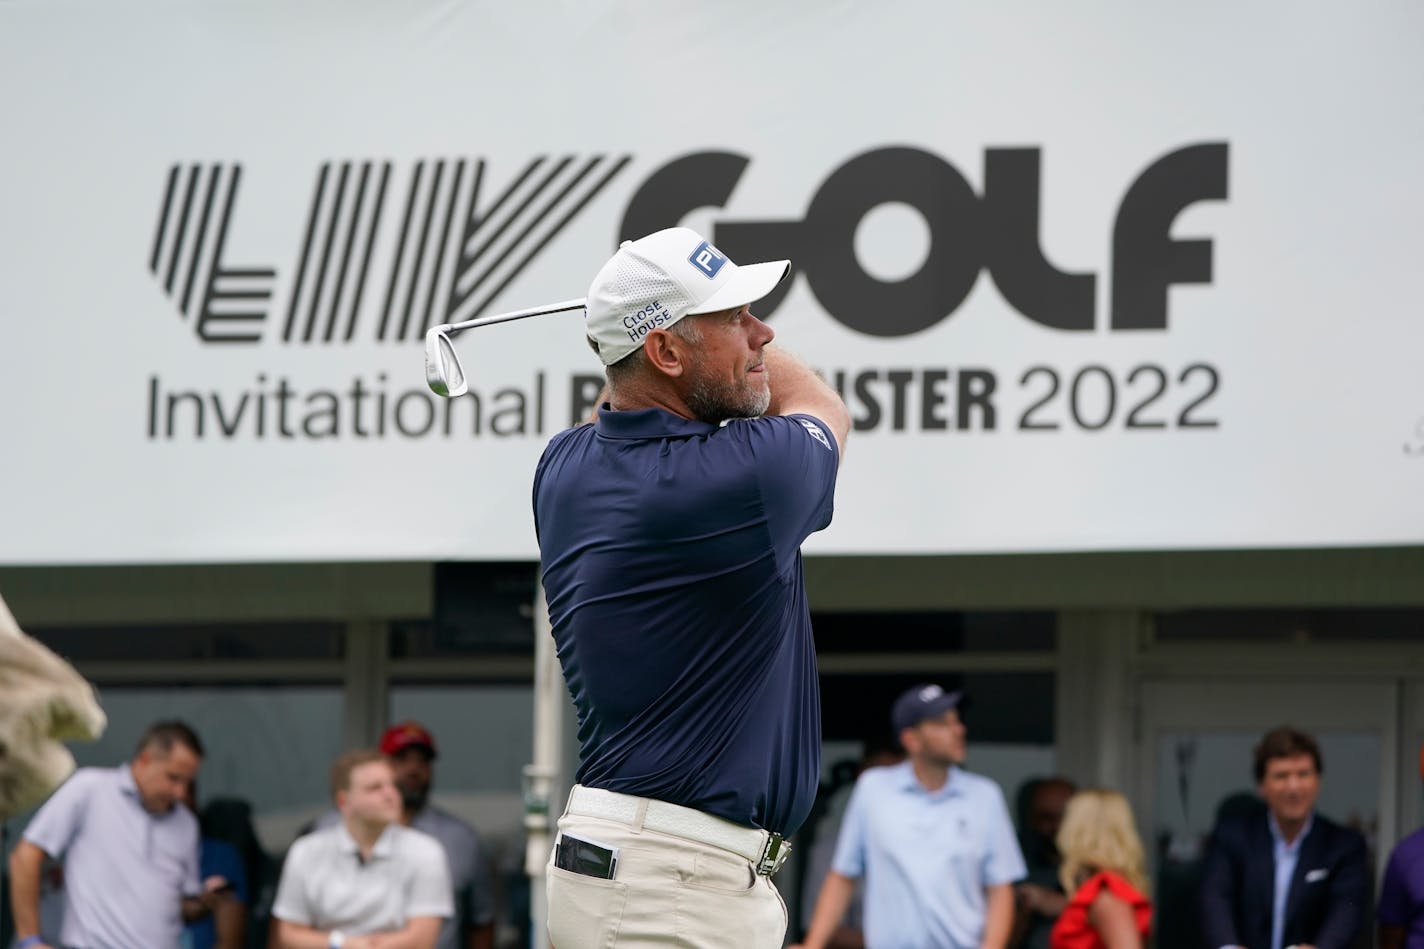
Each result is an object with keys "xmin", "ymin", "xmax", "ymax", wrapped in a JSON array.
[{"xmin": 643, "ymin": 329, "xmax": 686, "ymax": 378}]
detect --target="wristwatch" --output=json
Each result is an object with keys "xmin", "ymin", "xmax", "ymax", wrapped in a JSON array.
[{"xmin": 329, "ymin": 931, "xmax": 345, "ymax": 949}]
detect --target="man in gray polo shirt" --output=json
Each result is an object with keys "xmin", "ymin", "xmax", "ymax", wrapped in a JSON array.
[
  {"xmin": 8, "ymin": 720, "xmax": 229, "ymax": 949},
  {"xmin": 272, "ymin": 748, "xmax": 452, "ymax": 949}
]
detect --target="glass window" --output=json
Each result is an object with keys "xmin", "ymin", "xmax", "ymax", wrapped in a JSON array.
[
  {"xmin": 391, "ymin": 562, "xmax": 539, "ymax": 657},
  {"xmin": 59, "ymin": 686, "xmax": 345, "ymax": 851},
  {"xmin": 1156, "ymin": 608, "xmax": 1424, "ymax": 643},
  {"xmin": 28, "ymin": 622, "xmax": 344, "ymax": 661},
  {"xmin": 387, "ymin": 685, "xmax": 535, "ymax": 794},
  {"xmin": 387, "ymin": 685, "xmax": 536, "ymax": 949},
  {"xmin": 1152, "ymin": 729, "xmax": 1382, "ymax": 949},
  {"xmin": 812, "ymin": 610, "xmax": 1055, "ymax": 652}
]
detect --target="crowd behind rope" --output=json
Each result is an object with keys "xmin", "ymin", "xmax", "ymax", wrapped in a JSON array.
[{"xmin": 5, "ymin": 711, "xmax": 1424, "ymax": 949}]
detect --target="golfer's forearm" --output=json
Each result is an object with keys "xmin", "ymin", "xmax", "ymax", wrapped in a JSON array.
[
  {"xmin": 801, "ymin": 871, "xmax": 858, "ymax": 949},
  {"xmin": 763, "ymin": 346, "xmax": 849, "ymax": 450},
  {"xmin": 8, "ymin": 841, "xmax": 45, "ymax": 939}
]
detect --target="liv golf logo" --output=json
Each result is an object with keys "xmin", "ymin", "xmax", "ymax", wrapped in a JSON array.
[
  {"xmin": 147, "ymin": 155, "xmax": 631, "ymax": 344},
  {"xmin": 144, "ymin": 143, "xmax": 1229, "ymax": 442}
]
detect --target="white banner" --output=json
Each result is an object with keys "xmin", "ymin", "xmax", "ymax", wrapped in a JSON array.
[{"xmin": 3, "ymin": 1, "xmax": 1422, "ymax": 563}]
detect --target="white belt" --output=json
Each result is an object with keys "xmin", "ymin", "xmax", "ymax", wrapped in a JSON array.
[{"xmin": 565, "ymin": 785, "xmax": 791, "ymax": 876}]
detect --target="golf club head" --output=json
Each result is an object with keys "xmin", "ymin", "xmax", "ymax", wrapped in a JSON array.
[{"xmin": 425, "ymin": 327, "xmax": 467, "ymax": 398}]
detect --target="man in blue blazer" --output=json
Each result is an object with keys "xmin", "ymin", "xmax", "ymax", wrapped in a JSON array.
[{"xmin": 1200, "ymin": 726, "xmax": 1370, "ymax": 949}]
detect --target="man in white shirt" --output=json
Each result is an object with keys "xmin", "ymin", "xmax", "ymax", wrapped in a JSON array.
[{"xmin": 272, "ymin": 749, "xmax": 452, "ymax": 949}]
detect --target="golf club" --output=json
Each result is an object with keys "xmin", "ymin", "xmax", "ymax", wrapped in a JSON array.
[{"xmin": 425, "ymin": 298, "xmax": 586, "ymax": 397}]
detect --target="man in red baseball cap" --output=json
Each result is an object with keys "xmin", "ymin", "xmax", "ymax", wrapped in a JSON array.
[
  {"xmin": 380, "ymin": 721, "xmax": 440, "ymax": 760},
  {"xmin": 375, "ymin": 721, "xmax": 496, "ymax": 949}
]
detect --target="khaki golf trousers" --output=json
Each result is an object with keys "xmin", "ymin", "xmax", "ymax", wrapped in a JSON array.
[{"xmin": 546, "ymin": 793, "xmax": 788, "ymax": 948}]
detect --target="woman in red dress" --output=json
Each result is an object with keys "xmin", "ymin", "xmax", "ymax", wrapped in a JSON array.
[{"xmin": 1049, "ymin": 789, "xmax": 1153, "ymax": 949}]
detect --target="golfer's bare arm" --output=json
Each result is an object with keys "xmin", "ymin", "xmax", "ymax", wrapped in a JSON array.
[
  {"xmin": 8, "ymin": 840, "xmax": 51, "ymax": 947},
  {"xmin": 763, "ymin": 346, "xmax": 850, "ymax": 457}
]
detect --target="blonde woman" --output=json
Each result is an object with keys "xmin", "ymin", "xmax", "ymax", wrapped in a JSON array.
[{"xmin": 1050, "ymin": 789, "xmax": 1153, "ymax": 949}]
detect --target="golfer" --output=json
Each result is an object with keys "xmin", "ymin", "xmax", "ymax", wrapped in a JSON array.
[{"xmin": 533, "ymin": 227, "xmax": 850, "ymax": 948}]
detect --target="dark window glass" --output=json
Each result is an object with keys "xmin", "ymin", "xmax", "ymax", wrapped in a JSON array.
[
  {"xmin": 391, "ymin": 561, "xmax": 539, "ymax": 657},
  {"xmin": 820, "ymin": 671, "xmax": 1054, "ymax": 745},
  {"xmin": 812, "ymin": 611, "xmax": 1054, "ymax": 653},
  {"xmin": 29, "ymin": 622, "xmax": 344, "ymax": 662},
  {"xmin": 1156, "ymin": 608, "xmax": 1424, "ymax": 643}
]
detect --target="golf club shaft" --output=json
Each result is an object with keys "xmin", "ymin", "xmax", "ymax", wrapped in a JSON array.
[{"xmin": 438, "ymin": 298, "xmax": 586, "ymax": 335}]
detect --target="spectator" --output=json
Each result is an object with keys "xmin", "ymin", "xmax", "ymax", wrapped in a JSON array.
[
  {"xmin": 7, "ymin": 720, "xmax": 229, "ymax": 949},
  {"xmin": 271, "ymin": 748, "xmax": 451, "ymax": 949},
  {"xmin": 1200, "ymin": 725, "xmax": 1369, "ymax": 949},
  {"xmin": 309, "ymin": 724, "xmax": 496, "ymax": 949},
  {"xmin": 795, "ymin": 684, "xmax": 1027, "ymax": 949},
  {"xmin": 182, "ymin": 780, "xmax": 248, "ymax": 949},
  {"xmin": 1049, "ymin": 789, "xmax": 1152, "ymax": 949},
  {"xmin": 1377, "ymin": 746, "xmax": 1424, "ymax": 949},
  {"xmin": 199, "ymin": 795, "xmax": 279, "ymax": 949},
  {"xmin": 1014, "ymin": 777, "xmax": 1078, "ymax": 949}
]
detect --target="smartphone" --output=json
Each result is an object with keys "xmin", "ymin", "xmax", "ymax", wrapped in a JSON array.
[{"xmin": 554, "ymin": 834, "xmax": 619, "ymax": 880}]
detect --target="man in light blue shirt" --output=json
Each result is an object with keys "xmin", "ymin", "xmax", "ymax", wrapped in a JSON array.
[
  {"xmin": 796, "ymin": 685, "xmax": 1026, "ymax": 949},
  {"xmin": 8, "ymin": 721, "xmax": 228, "ymax": 949}
]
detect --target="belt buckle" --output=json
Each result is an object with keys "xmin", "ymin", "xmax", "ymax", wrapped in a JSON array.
[{"xmin": 756, "ymin": 834, "xmax": 790, "ymax": 876}]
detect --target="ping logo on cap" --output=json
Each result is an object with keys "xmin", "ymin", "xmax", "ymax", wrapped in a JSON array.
[
  {"xmin": 688, "ymin": 241, "xmax": 728, "ymax": 279},
  {"xmin": 919, "ymin": 685, "xmax": 943, "ymax": 701}
]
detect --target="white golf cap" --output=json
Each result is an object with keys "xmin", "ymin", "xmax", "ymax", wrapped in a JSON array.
[{"xmin": 584, "ymin": 227, "xmax": 790, "ymax": 365}]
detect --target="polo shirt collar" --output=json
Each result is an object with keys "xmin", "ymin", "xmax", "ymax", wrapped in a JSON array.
[
  {"xmin": 594, "ymin": 406, "xmax": 718, "ymax": 440},
  {"xmin": 895, "ymin": 760, "xmax": 966, "ymax": 798},
  {"xmin": 116, "ymin": 764, "xmax": 140, "ymax": 797},
  {"xmin": 117, "ymin": 764, "xmax": 186, "ymax": 819},
  {"xmin": 336, "ymin": 821, "xmax": 398, "ymax": 861}
]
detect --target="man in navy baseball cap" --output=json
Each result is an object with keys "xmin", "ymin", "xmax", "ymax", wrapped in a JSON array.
[
  {"xmin": 798, "ymin": 682, "xmax": 1025, "ymax": 949},
  {"xmin": 890, "ymin": 683, "xmax": 964, "ymax": 734}
]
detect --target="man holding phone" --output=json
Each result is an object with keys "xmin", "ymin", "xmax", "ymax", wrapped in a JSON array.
[{"xmin": 8, "ymin": 721, "xmax": 230, "ymax": 949}]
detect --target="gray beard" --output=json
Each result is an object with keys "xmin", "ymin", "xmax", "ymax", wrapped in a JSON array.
[{"xmin": 684, "ymin": 374, "xmax": 770, "ymax": 425}]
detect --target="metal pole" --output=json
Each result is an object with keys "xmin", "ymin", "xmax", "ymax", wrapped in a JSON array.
[{"xmin": 523, "ymin": 580, "xmax": 562, "ymax": 948}]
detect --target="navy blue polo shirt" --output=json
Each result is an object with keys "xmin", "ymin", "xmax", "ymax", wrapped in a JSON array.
[{"xmin": 532, "ymin": 406, "xmax": 839, "ymax": 836}]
